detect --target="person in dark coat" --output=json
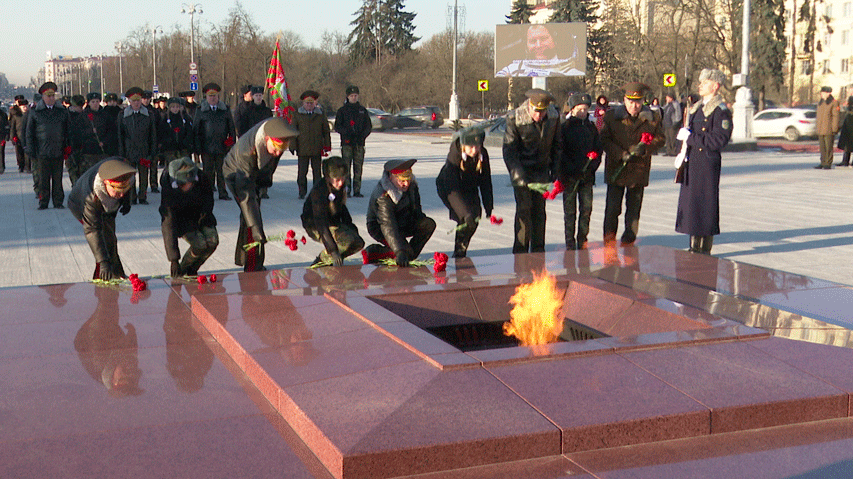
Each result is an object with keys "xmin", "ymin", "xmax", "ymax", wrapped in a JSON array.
[
  {"xmin": 436, "ymin": 125, "xmax": 493, "ymax": 258},
  {"xmin": 194, "ymin": 83, "xmax": 236, "ymax": 200},
  {"xmin": 675, "ymin": 68, "xmax": 733, "ymax": 254},
  {"xmin": 117, "ymin": 87, "xmax": 157, "ymax": 204},
  {"xmin": 68, "ymin": 158, "xmax": 136, "ymax": 280},
  {"xmin": 301, "ymin": 156, "xmax": 364, "ymax": 267},
  {"xmin": 601, "ymin": 82, "xmax": 665, "ymax": 246},
  {"xmin": 0, "ymin": 105, "xmax": 8, "ymax": 174},
  {"xmin": 159, "ymin": 97, "xmax": 194, "ymax": 165},
  {"xmin": 232, "ymin": 85, "xmax": 254, "ymax": 136},
  {"xmin": 9, "ymin": 97, "xmax": 29, "ymax": 173},
  {"xmin": 159, "ymin": 157, "xmax": 218, "ymax": 277},
  {"xmin": 836, "ymin": 96, "xmax": 853, "ymax": 167},
  {"xmin": 235, "ymin": 86, "xmax": 272, "ymax": 137},
  {"xmin": 364, "ymin": 159, "xmax": 436, "ymax": 267},
  {"xmin": 223, "ymin": 117, "xmax": 298, "ymax": 272},
  {"xmin": 292, "ymin": 90, "xmax": 332, "ymax": 199},
  {"xmin": 26, "ymin": 82, "xmax": 71, "ymax": 210},
  {"xmin": 72, "ymin": 92, "xmax": 115, "ymax": 185},
  {"xmin": 334, "ymin": 85, "xmax": 372, "ymax": 197},
  {"xmin": 558, "ymin": 93, "xmax": 603, "ymax": 250},
  {"xmin": 503, "ymin": 88, "xmax": 561, "ymax": 254}
]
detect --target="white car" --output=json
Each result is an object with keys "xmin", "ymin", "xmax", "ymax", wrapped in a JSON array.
[{"xmin": 752, "ymin": 107, "xmax": 817, "ymax": 141}]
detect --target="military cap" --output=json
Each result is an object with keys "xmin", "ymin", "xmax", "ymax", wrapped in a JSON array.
[
  {"xmin": 457, "ymin": 124, "xmax": 486, "ymax": 146},
  {"xmin": 261, "ymin": 117, "xmax": 299, "ymax": 139},
  {"xmin": 384, "ymin": 158, "xmax": 416, "ymax": 179},
  {"xmin": 202, "ymin": 83, "xmax": 221, "ymax": 95},
  {"xmin": 622, "ymin": 82, "xmax": 650, "ymax": 100},
  {"xmin": 345, "ymin": 85, "xmax": 359, "ymax": 95},
  {"xmin": 567, "ymin": 93, "xmax": 592, "ymax": 110},
  {"xmin": 14, "ymin": 94, "xmax": 25, "ymax": 101},
  {"xmin": 38, "ymin": 81, "xmax": 58, "ymax": 95},
  {"xmin": 125, "ymin": 87, "xmax": 144, "ymax": 100},
  {"xmin": 241, "ymin": 84, "xmax": 253, "ymax": 94},
  {"xmin": 104, "ymin": 92, "xmax": 119, "ymax": 102},
  {"xmin": 71, "ymin": 95, "xmax": 85, "ymax": 107},
  {"xmin": 526, "ymin": 89, "xmax": 555, "ymax": 111},
  {"xmin": 820, "ymin": 85, "xmax": 832, "ymax": 93},
  {"xmin": 178, "ymin": 90, "xmax": 196, "ymax": 98},
  {"xmin": 323, "ymin": 156, "xmax": 348, "ymax": 180},
  {"xmin": 142, "ymin": 90, "xmax": 153, "ymax": 99},
  {"xmin": 167, "ymin": 97, "xmax": 183, "ymax": 106},
  {"xmin": 61, "ymin": 96, "xmax": 71, "ymax": 105},
  {"xmin": 699, "ymin": 68, "xmax": 726, "ymax": 86},
  {"xmin": 86, "ymin": 92, "xmax": 101, "ymax": 101},
  {"xmin": 250, "ymin": 86, "xmax": 264, "ymax": 95},
  {"xmin": 16, "ymin": 98, "xmax": 28, "ymax": 106},
  {"xmin": 300, "ymin": 90, "xmax": 320, "ymax": 100},
  {"xmin": 168, "ymin": 157, "xmax": 199, "ymax": 184},
  {"xmin": 99, "ymin": 159, "xmax": 137, "ymax": 192}
]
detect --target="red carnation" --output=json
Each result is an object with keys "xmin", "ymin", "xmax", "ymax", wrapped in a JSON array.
[
  {"xmin": 490, "ymin": 215, "xmax": 503, "ymax": 225},
  {"xmin": 224, "ymin": 136, "xmax": 235, "ymax": 148},
  {"xmin": 640, "ymin": 132, "xmax": 654, "ymax": 145},
  {"xmin": 433, "ymin": 252, "xmax": 449, "ymax": 263},
  {"xmin": 301, "ymin": 236, "xmax": 307, "ymax": 244},
  {"xmin": 587, "ymin": 151, "xmax": 599, "ymax": 160},
  {"xmin": 288, "ymin": 242, "xmax": 298, "ymax": 251},
  {"xmin": 139, "ymin": 158, "xmax": 151, "ymax": 168},
  {"xmin": 433, "ymin": 261, "xmax": 447, "ymax": 273},
  {"xmin": 197, "ymin": 275, "xmax": 207, "ymax": 284},
  {"xmin": 129, "ymin": 274, "xmax": 139, "ymax": 282},
  {"xmin": 349, "ymin": 120, "xmax": 355, "ymax": 127},
  {"xmin": 209, "ymin": 274, "xmax": 217, "ymax": 283},
  {"xmin": 362, "ymin": 250, "xmax": 370, "ymax": 264},
  {"xmin": 286, "ymin": 230, "xmax": 296, "ymax": 239},
  {"xmin": 87, "ymin": 113, "xmax": 94, "ymax": 122},
  {"xmin": 173, "ymin": 127, "xmax": 180, "ymax": 133}
]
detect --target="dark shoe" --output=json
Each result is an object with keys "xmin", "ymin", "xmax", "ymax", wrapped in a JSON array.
[
  {"xmin": 150, "ymin": 187, "xmax": 160, "ymax": 193},
  {"xmin": 219, "ymin": 195, "xmax": 231, "ymax": 200},
  {"xmin": 353, "ymin": 192, "xmax": 364, "ymax": 198},
  {"xmin": 54, "ymin": 204, "xmax": 65, "ymax": 209},
  {"xmin": 814, "ymin": 165, "xmax": 824, "ymax": 169},
  {"xmin": 260, "ymin": 192, "xmax": 270, "ymax": 199},
  {"xmin": 131, "ymin": 199, "xmax": 138, "ymax": 205},
  {"xmin": 298, "ymin": 194, "xmax": 305, "ymax": 200},
  {"xmin": 138, "ymin": 199, "xmax": 149, "ymax": 205},
  {"xmin": 37, "ymin": 204, "xmax": 48, "ymax": 210}
]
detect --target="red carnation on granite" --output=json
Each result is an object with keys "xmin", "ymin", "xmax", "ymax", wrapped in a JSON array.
[
  {"xmin": 197, "ymin": 275, "xmax": 207, "ymax": 284},
  {"xmin": 129, "ymin": 273, "xmax": 147, "ymax": 292},
  {"xmin": 433, "ymin": 252, "xmax": 448, "ymax": 273},
  {"xmin": 209, "ymin": 274, "xmax": 217, "ymax": 283}
]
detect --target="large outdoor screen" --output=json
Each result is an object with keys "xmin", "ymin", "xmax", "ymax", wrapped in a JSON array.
[{"xmin": 494, "ymin": 23, "xmax": 587, "ymax": 78}]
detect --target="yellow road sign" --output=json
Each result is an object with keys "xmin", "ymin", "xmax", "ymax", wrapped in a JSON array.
[
  {"xmin": 663, "ymin": 73, "xmax": 677, "ymax": 88},
  {"xmin": 478, "ymin": 80, "xmax": 489, "ymax": 92}
]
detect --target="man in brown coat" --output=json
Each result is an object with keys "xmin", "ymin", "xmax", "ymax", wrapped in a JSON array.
[
  {"xmin": 815, "ymin": 86, "xmax": 840, "ymax": 169},
  {"xmin": 601, "ymin": 82, "xmax": 665, "ymax": 246},
  {"xmin": 291, "ymin": 90, "xmax": 332, "ymax": 199}
]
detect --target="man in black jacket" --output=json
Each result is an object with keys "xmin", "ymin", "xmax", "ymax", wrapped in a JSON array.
[
  {"xmin": 503, "ymin": 88, "xmax": 560, "ymax": 253},
  {"xmin": 72, "ymin": 92, "xmax": 115, "ymax": 185},
  {"xmin": 26, "ymin": 82, "xmax": 71, "ymax": 210},
  {"xmin": 68, "ymin": 158, "xmax": 136, "ymax": 280},
  {"xmin": 8, "ymin": 97, "xmax": 29, "ymax": 173},
  {"xmin": 334, "ymin": 85, "xmax": 372, "ymax": 197},
  {"xmin": 223, "ymin": 117, "xmax": 298, "ymax": 272},
  {"xmin": 302, "ymin": 156, "xmax": 364, "ymax": 267},
  {"xmin": 159, "ymin": 157, "xmax": 218, "ymax": 277},
  {"xmin": 118, "ymin": 87, "xmax": 157, "ymax": 205},
  {"xmin": 364, "ymin": 159, "xmax": 435, "ymax": 267},
  {"xmin": 194, "ymin": 83, "xmax": 235, "ymax": 200}
]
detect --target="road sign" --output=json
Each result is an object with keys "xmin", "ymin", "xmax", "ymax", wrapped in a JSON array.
[
  {"xmin": 663, "ymin": 73, "xmax": 677, "ymax": 88},
  {"xmin": 189, "ymin": 69, "xmax": 198, "ymax": 75},
  {"xmin": 190, "ymin": 82, "xmax": 198, "ymax": 91},
  {"xmin": 478, "ymin": 80, "xmax": 489, "ymax": 92},
  {"xmin": 189, "ymin": 62, "xmax": 197, "ymax": 70},
  {"xmin": 153, "ymin": 84, "xmax": 159, "ymax": 93},
  {"xmin": 190, "ymin": 74, "xmax": 198, "ymax": 82}
]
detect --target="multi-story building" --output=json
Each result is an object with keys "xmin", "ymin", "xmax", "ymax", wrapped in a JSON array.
[{"xmin": 789, "ymin": 0, "xmax": 853, "ymax": 103}]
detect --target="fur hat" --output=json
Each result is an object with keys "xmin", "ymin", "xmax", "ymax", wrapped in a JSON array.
[
  {"xmin": 699, "ymin": 68, "xmax": 727, "ymax": 86},
  {"xmin": 168, "ymin": 157, "xmax": 198, "ymax": 184}
]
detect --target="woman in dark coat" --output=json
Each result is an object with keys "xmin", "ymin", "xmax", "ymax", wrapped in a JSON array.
[
  {"xmin": 837, "ymin": 96, "xmax": 853, "ymax": 167},
  {"xmin": 436, "ymin": 126, "xmax": 493, "ymax": 258},
  {"xmin": 675, "ymin": 69, "xmax": 733, "ymax": 254}
]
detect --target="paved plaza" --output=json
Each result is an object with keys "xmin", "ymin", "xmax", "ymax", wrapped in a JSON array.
[{"xmin": 1, "ymin": 133, "xmax": 852, "ymax": 288}]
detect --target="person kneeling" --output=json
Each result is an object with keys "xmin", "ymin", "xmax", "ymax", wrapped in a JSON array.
[
  {"xmin": 159, "ymin": 157, "xmax": 218, "ymax": 277},
  {"xmin": 301, "ymin": 156, "xmax": 364, "ymax": 267},
  {"xmin": 68, "ymin": 158, "xmax": 137, "ymax": 280},
  {"xmin": 364, "ymin": 159, "xmax": 435, "ymax": 267}
]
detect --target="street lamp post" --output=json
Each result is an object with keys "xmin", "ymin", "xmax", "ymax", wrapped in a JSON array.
[
  {"xmin": 151, "ymin": 25, "xmax": 164, "ymax": 94},
  {"xmin": 731, "ymin": 0, "xmax": 754, "ymax": 141},
  {"xmin": 181, "ymin": 3, "xmax": 203, "ymax": 65},
  {"xmin": 115, "ymin": 42, "xmax": 124, "ymax": 95}
]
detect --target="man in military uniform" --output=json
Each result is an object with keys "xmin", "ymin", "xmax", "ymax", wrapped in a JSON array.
[
  {"xmin": 117, "ymin": 87, "xmax": 157, "ymax": 205},
  {"xmin": 815, "ymin": 86, "xmax": 840, "ymax": 169},
  {"xmin": 364, "ymin": 159, "xmax": 436, "ymax": 267},
  {"xmin": 503, "ymin": 88, "xmax": 561, "ymax": 253},
  {"xmin": 8, "ymin": 96, "xmax": 29, "ymax": 173},
  {"xmin": 72, "ymin": 92, "xmax": 115, "ymax": 185},
  {"xmin": 26, "ymin": 82, "xmax": 71, "ymax": 210},
  {"xmin": 601, "ymin": 82, "xmax": 665, "ymax": 246},
  {"xmin": 334, "ymin": 85, "xmax": 372, "ymax": 197},
  {"xmin": 194, "ymin": 83, "xmax": 235, "ymax": 200},
  {"xmin": 291, "ymin": 90, "xmax": 332, "ymax": 199},
  {"xmin": 675, "ymin": 68, "xmax": 733, "ymax": 254},
  {"xmin": 302, "ymin": 156, "xmax": 364, "ymax": 267}
]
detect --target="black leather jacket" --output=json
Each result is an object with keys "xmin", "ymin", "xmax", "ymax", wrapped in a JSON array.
[
  {"xmin": 366, "ymin": 174, "xmax": 427, "ymax": 255},
  {"xmin": 159, "ymin": 168, "xmax": 217, "ymax": 261},
  {"xmin": 25, "ymin": 100, "xmax": 70, "ymax": 159},
  {"xmin": 193, "ymin": 101, "xmax": 235, "ymax": 155},
  {"xmin": 117, "ymin": 106, "xmax": 157, "ymax": 164},
  {"xmin": 502, "ymin": 100, "xmax": 561, "ymax": 186},
  {"xmin": 68, "ymin": 159, "xmax": 132, "ymax": 263}
]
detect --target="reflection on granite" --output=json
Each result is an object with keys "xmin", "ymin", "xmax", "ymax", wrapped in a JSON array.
[{"xmin": 6, "ymin": 245, "xmax": 853, "ymax": 479}]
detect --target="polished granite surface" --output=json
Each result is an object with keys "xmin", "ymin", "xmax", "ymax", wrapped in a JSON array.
[{"xmin": 4, "ymin": 245, "xmax": 853, "ymax": 478}]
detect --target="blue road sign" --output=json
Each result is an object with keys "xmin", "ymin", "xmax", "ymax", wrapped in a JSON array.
[{"xmin": 190, "ymin": 82, "xmax": 198, "ymax": 91}]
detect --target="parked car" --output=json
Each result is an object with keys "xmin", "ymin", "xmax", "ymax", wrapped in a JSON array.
[
  {"xmin": 752, "ymin": 107, "xmax": 817, "ymax": 141},
  {"xmin": 394, "ymin": 106, "xmax": 444, "ymax": 129},
  {"xmin": 367, "ymin": 108, "xmax": 395, "ymax": 131}
]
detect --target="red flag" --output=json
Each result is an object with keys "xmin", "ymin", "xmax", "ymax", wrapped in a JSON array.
[{"xmin": 265, "ymin": 39, "xmax": 295, "ymax": 123}]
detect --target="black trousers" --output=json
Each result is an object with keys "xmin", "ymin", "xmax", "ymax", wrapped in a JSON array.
[
  {"xmin": 603, "ymin": 184, "xmax": 644, "ymax": 244},
  {"xmin": 297, "ymin": 155, "xmax": 321, "ymax": 197},
  {"xmin": 562, "ymin": 181, "xmax": 593, "ymax": 249},
  {"xmin": 512, "ymin": 185, "xmax": 546, "ymax": 254},
  {"xmin": 37, "ymin": 156, "xmax": 64, "ymax": 208},
  {"xmin": 367, "ymin": 215, "xmax": 436, "ymax": 258}
]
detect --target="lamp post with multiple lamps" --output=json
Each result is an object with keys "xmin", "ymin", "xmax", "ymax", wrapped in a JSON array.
[
  {"xmin": 181, "ymin": 3, "xmax": 203, "ymax": 65},
  {"xmin": 150, "ymin": 25, "xmax": 164, "ymax": 94},
  {"xmin": 115, "ymin": 41, "xmax": 124, "ymax": 95}
]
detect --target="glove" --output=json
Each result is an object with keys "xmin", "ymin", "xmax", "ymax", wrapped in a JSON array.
[
  {"xmin": 330, "ymin": 251, "xmax": 343, "ymax": 267},
  {"xmin": 170, "ymin": 260, "xmax": 182, "ymax": 278},
  {"xmin": 98, "ymin": 261, "xmax": 114, "ymax": 281},
  {"xmin": 119, "ymin": 201, "xmax": 131, "ymax": 215},
  {"xmin": 677, "ymin": 127, "xmax": 691, "ymax": 141},
  {"xmin": 674, "ymin": 150, "xmax": 687, "ymax": 169},
  {"xmin": 250, "ymin": 225, "xmax": 267, "ymax": 244},
  {"xmin": 629, "ymin": 142, "xmax": 647, "ymax": 157},
  {"xmin": 395, "ymin": 250, "xmax": 410, "ymax": 268}
]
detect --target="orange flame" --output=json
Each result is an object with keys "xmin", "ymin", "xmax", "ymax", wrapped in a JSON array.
[{"xmin": 503, "ymin": 270, "xmax": 565, "ymax": 346}]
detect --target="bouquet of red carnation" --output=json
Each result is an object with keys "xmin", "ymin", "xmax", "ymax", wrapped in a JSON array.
[
  {"xmin": 544, "ymin": 179, "xmax": 565, "ymax": 200},
  {"xmin": 129, "ymin": 274, "xmax": 147, "ymax": 292},
  {"xmin": 433, "ymin": 252, "xmax": 449, "ymax": 273},
  {"xmin": 490, "ymin": 215, "xmax": 503, "ymax": 225}
]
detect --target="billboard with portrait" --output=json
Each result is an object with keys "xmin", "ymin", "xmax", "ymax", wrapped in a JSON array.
[{"xmin": 494, "ymin": 22, "xmax": 586, "ymax": 78}]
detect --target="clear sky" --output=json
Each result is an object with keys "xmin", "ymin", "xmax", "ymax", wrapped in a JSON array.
[{"xmin": 0, "ymin": 0, "xmax": 509, "ymax": 86}]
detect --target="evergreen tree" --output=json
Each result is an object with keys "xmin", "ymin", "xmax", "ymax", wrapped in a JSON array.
[
  {"xmin": 347, "ymin": 1, "xmax": 378, "ymax": 64},
  {"xmin": 347, "ymin": 0, "xmax": 418, "ymax": 65},
  {"xmin": 750, "ymin": 0, "xmax": 787, "ymax": 96},
  {"xmin": 379, "ymin": 0, "xmax": 420, "ymax": 56},
  {"xmin": 549, "ymin": 0, "xmax": 614, "ymax": 87},
  {"xmin": 506, "ymin": 0, "xmax": 533, "ymax": 24}
]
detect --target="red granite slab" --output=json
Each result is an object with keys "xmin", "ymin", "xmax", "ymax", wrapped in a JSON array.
[
  {"xmin": 281, "ymin": 363, "xmax": 560, "ymax": 478},
  {"xmin": 367, "ymin": 288, "xmax": 481, "ymax": 328},
  {"xmin": 392, "ymin": 455, "xmax": 588, "ymax": 479},
  {"xmin": 488, "ymin": 353, "xmax": 710, "ymax": 453},
  {"xmin": 620, "ymin": 340, "xmax": 849, "ymax": 433},
  {"xmin": 606, "ymin": 301, "xmax": 711, "ymax": 337},
  {"xmin": 567, "ymin": 417, "xmax": 853, "ymax": 479},
  {"xmin": 754, "ymin": 288, "xmax": 853, "ymax": 329}
]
